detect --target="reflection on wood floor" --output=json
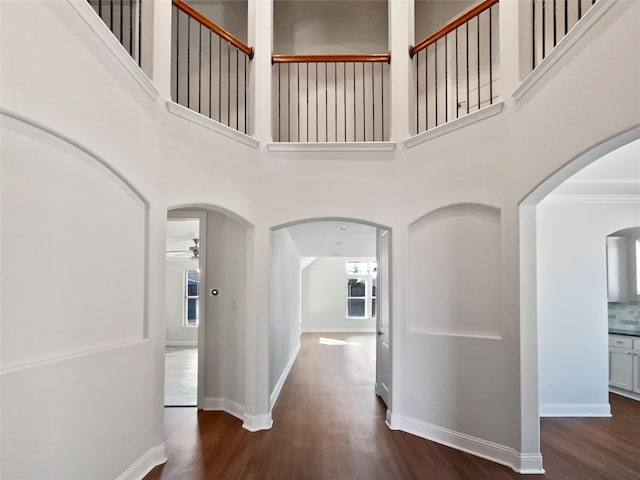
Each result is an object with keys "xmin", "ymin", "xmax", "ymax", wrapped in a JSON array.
[{"xmin": 164, "ymin": 346, "xmax": 197, "ymax": 407}]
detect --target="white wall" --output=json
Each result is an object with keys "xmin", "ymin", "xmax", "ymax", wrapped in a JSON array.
[
  {"xmin": 2, "ymin": 0, "xmax": 639, "ymax": 477},
  {"xmin": 274, "ymin": 1, "xmax": 388, "ymax": 54},
  {"xmin": 190, "ymin": 0, "xmax": 248, "ymax": 44},
  {"xmin": 1, "ymin": 1, "xmax": 165, "ymax": 478},
  {"xmin": 302, "ymin": 257, "xmax": 377, "ymax": 332},
  {"xmin": 202, "ymin": 210, "xmax": 247, "ymax": 410},
  {"xmin": 414, "ymin": 0, "xmax": 476, "ymax": 42},
  {"xmin": 537, "ymin": 201, "xmax": 640, "ymax": 416},
  {"xmin": 269, "ymin": 228, "xmax": 301, "ymax": 401},
  {"xmin": 165, "ymin": 257, "xmax": 199, "ymax": 345}
]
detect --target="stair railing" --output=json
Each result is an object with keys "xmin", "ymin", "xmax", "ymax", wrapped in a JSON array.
[
  {"xmin": 410, "ymin": 0, "xmax": 499, "ymax": 135},
  {"xmin": 88, "ymin": 0, "xmax": 142, "ymax": 65},
  {"xmin": 172, "ymin": 0, "xmax": 254, "ymax": 134},
  {"xmin": 532, "ymin": 0, "xmax": 598, "ymax": 69},
  {"xmin": 272, "ymin": 54, "xmax": 391, "ymax": 142}
]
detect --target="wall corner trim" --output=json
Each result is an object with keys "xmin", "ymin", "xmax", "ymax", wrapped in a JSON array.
[
  {"xmin": 270, "ymin": 341, "xmax": 301, "ymax": 409},
  {"xmin": 115, "ymin": 444, "xmax": 167, "ymax": 480},
  {"xmin": 266, "ymin": 141, "xmax": 396, "ymax": 153},
  {"xmin": 539, "ymin": 402, "xmax": 612, "ymax": 417},
  {"xmin": 404, "ymin": 102, "xmax": 504, "ymax": 149},
  {"xmin": 512, "ymin": 0, "xmax": 616, "ymax": 102},
  {"xmin": 66, "ymin": 0, "xmax": 159, "ymax": 101},
  {"xmin": 242, "ymin": 413, "xmax": 273, "ymax": 432},
  {"xmin": 166, "ymin": 101, "xmax": 260, "ymax": 149},
  {"xmin": 202, "ymin": 397, "xmax": 245, "ymax": 421},
  {"xmin": 386, "ymin": 412, "xmax": 545, "ymax": 474}
]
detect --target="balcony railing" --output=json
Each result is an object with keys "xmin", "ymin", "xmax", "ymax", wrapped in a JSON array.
[
  {"xmin": 411, "ymin": 0, "xmax": 500, "ymax": 135},
  {"xmin": 272, "ymin": 54, "xmax": 390, "ymax": 142},
  {"xmin": 532, "ymin": 0, "xmax": 598, "ymax": 68},
  {"xmin": 88, "ymin": 0, "xmax": 141, "ymax": 65},
  {"xmin": 172, "ymin": 0, "xmax": 253, "ymax": 134}
]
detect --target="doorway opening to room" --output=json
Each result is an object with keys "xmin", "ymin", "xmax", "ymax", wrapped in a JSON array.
[
  {"xmin": 520, "ymin": 130, "xmax": 640, "ymax": 465},
  {"xmin": 165, "ymin": 212, "xmax": 206, "ymax": 407},
  {"xmin": 268, "ymin": 219, "xmax": 392, "ymax": 417}
]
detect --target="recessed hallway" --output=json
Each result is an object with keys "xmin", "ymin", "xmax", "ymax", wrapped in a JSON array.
[{"xmin": 146, "ymin": 332, "xmax": 640, "ymax": 479}]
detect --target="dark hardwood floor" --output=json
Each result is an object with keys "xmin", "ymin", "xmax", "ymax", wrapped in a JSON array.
[{"xmin": 145, "ymin": 333, "xmax": 640, "ymax": 480}]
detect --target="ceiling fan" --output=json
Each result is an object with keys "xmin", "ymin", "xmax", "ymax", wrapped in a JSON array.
[{"xmin": 166, "ymin": 238, "xmax": 200, "ymax": 259}]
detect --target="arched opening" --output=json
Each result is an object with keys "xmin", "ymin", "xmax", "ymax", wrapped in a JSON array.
[
  {"xmin": 520, "ymin": 128, "xmax": 640, "ymax": 466},
  {"xmin": 268, "ymin": 218, "xmax": 393, "ymax": 419},
  {"xmin": 164, "ymin": 205, "xmax": 252, "ymax": 415}
]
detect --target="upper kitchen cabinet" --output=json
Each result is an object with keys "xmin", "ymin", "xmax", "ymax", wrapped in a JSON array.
[{"xmin": 607, "ymin": 228, "xmax": 640, "ymax": 302}]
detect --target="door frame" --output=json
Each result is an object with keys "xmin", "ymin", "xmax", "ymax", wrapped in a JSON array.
[
  {"xmin": 167, "ymin": 210, "xmax": 207, "ymax": 409},
  {"xmin": 375, "ymin": 227, "xmax": 392, "ymax": 407},
  {"xmin": 271, "ymin": 217, "xmax": 393, "ymax": 412}
]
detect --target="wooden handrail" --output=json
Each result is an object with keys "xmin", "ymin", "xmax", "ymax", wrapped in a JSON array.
[
  {"xmin": 172, "ymin": 0, "xmax": 254, "ymax": 58},
  {"xmin": 272, "ymin": 53, "xmax": 391, "ymax": 64},
  {"xmin": 410, "ymin": 0, "xmax": 498, "ymax": 57}
]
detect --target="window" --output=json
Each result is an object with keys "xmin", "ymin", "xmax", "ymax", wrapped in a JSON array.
[
  {"xmin": 184, "ymin": 269, "xmax": 199, "ymax": 327},
  {"xmin": 346, "ymin": 260, "xmax": 377, "ymax": 319}
]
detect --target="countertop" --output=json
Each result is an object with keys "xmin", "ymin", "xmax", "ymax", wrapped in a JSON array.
[{"xmin": 609, "ymin": 328, "xmax": 640, "ymax": 337}]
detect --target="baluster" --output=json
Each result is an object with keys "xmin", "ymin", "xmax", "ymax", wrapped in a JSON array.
[
  {"xmin": 489, "ymin": 6, "xmax": 493, "ymax": 105},
  {"xmin": 435, "ymin": 40, "xmax": 438, "ymax": 127},
  {"xmin": 456, "ymin": 28, "xmax": 460, "ymax": 118},
  {"xmin": 445, "ymin": 33, "xmax": 448, "ymax": 124},
  {"xmin": 187, "ymin": 16, "xmax": 191, "ymax": 109},
  {"xmin": 477, "ymin": 14, "xmax": 481, "ymax": 111},
  {"xmin": 176, "ymin": 7, "xmax": 180, "ymax": 103},
  {"xmin": 209, "ymin": 30, "xmax": 212, "ymax": 119},
  {"xmin": 198, "ymin": 24, "xmax": 202, "ymax": 114}
]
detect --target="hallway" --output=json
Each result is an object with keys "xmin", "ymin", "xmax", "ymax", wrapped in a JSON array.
[{"xmin": 146, "ymin": 333, "xmax": 640, "ymax": 479}]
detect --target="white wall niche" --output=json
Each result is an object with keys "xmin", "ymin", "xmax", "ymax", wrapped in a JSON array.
[{"xmin": 407, "ymin": 203, "xmax": 502, "ymax": 339}]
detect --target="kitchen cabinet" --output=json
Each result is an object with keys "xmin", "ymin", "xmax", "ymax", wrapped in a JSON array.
[{"xmin": 609, "ymin": 334, "xmax": 640, "ymax": 394}]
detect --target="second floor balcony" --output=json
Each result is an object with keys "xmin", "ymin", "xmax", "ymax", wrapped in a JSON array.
[{"xmin": 88, "ymin": 0, "xmax": 606, "ymax": 147}]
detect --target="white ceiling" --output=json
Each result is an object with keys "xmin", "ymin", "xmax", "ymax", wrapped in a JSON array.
[
  {"xmin": 550, "ymin": 139, "xmax": 640, "ymax": 196},
  {"xmin": 166, "ymin": 218, "xmax": 377, "ymax": 258},
  {"xmin": 166, "ymin": 219, "xmax": 199, "ymax": 253},
  {"xmin": 285, "ymin": 220, "xmax": 377, "ymax": 257}
]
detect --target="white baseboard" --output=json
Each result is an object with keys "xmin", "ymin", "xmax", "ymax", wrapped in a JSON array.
[
  {"xmin": 242, "ymin": 412, "xmax": 273, "ymax": 432},
  {"xmin": 386, "ymin": 412, "xmax": 544, "ymax": 474},
  {"xmin": 270, "ymin": 342, "xmax": 300, "ymax": 409},
  {"xmin": 301, "ymin": 328, "xmax": 377, "ymax": 333},
  {"xmin": 116, "ymin": 444, "xmax": 167, "ymax": 480},
  {"xmin": 202, "ymin": 397, "xmax": 245, "ymax": 421},
  {"xmin": 609, "ymin": 388, "xmax": 640, "ymax": 402},
  {"xmin": 165, "ymin": 340, "xmax": 197, "ymax": 347},
  {"xmin": 539, "ymin": 402, "xmax": 611, "ymax": 417}
]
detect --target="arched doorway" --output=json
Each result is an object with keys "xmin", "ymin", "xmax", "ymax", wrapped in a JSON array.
[
  {"xmin": 269, "ymin": 218, "xmax": 393, "ymax": 413},
  {"xmin": 519, "ymin": 128, "xmax": 640, "ymax": 458}
]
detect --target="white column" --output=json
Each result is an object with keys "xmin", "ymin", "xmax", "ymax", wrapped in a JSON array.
[
  {"xmin": 149, "ymin": 0, "xmax": 173, "ymax": 99},
  {"xmin": 247, "ymin": 0, "xmax": 273, "ymax": 141},
  {"xmin": 499, "ymin": 0, "xmax": 531, "ymax": 98},
  {"xmin": 243, "ymin": 225, "xmax": 272, "ymax": 431},
  {"xmin": 388, "ymin": 0, "xmax": 414, "ymax": 141}
]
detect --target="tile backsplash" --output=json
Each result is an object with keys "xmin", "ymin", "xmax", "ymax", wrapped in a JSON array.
[{"xmin": 609, "ymin": 301, "xmax": 640, "ymax": 334}]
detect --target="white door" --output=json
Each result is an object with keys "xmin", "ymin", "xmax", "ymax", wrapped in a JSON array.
[{"xmin": 376, "ymin": 228, "xmax": 391, "ymax": 407}]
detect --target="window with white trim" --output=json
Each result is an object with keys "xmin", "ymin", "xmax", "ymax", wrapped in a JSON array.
[
  {"xmin": 184, "ymin": 268, "xmax": 199, "ymax": 327},
  {"xmin": 346, "ymin": 260, "xmax": 377, "ymax": 319}
]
